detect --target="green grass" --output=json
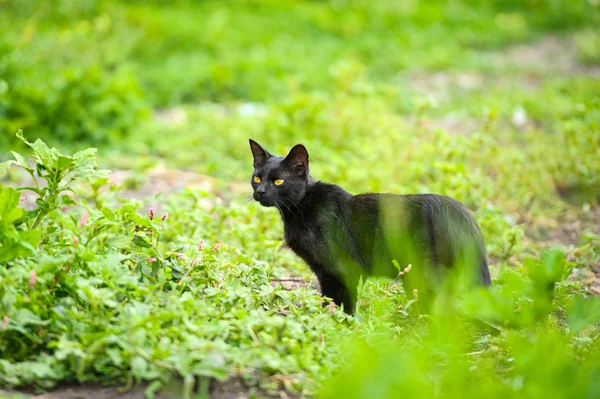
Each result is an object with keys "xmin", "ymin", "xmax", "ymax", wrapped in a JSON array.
[{"xmin": 1, "ymin": 0, "xmax": 600, "ymax": 397}]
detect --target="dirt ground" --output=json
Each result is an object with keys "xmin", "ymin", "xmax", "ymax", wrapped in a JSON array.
[{"xmin": 0, "ymin": 378, "xmax": 288, "ymax": 399}]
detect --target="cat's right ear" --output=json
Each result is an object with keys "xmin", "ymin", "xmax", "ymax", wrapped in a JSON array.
[{"xmin": 249, "ymin": 139, "xmax": 271, "ymax": 168}]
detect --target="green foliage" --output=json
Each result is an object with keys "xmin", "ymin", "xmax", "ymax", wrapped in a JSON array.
[
  {"xmin": 0, "ymin": 63, "xmax": 149, "ymax": 149},
  {"xmin": 0, "ymin": 186, "xmax": 40, "ymax": 262},
  {"xmin": 1, "ymin": 136, "xmax": 599, "ymax": 398},
  {"xmin": 1, "ymin": 0, "xmax": 598, "ymax": 149},
  {"xmin": 0, "ymin": 139, "xmax": 350, "ymax": 395},
  {"xmin": 1, "ymin": 131, "xmax": 108, "ymax": 229},
  {"xmin": 321, "ymin": 249, "xmax": 600, "ymax": 399},
  {"xmin": 576, "ymin": 28, "xmax": 600, "ymax": 65}
]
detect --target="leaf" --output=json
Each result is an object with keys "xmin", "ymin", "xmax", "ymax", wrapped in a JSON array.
[
  {"xmin": 19, "ymin": 229, "xmax": 42, "ymax": 249},
  {"xmin": 11, "ymin": 151, "xmax": 34, "ymax": 172},
  {"xmin": 57, "ymin": 155, "xmax": 75, "ymax": 170},
  {"xmin": 540, "ymin": 249, "xmax": 566, "ymax": 281},
  {"xmin": 71, "ymin": 148, "xmax": 109, "ymax": 180},
  {"xmin": 29, "ymin": 362, "xmax": 55, "ymax": 378},
  {"xmin": 30, "ymin": 139, "xmax": 55, "ymax": 166},
  {"xmin": 0, "ymin": 185, "xmax": 24, "ymax": 222},
  {"xmin": 567, "ymin": 295, "xmax": 600, "ymax": 333},
  {"xmin": 2, "ymin": 292, "xmax": 16, "ymax": 311},
  {"xmin": 17, "ymin": 186, "xmax": 42, "ymax": 195},
  {"xmin": 58, "ymin": 195, "xmax": 77, "ymax": 206},
  {"xmin": 0, "ymin": 160, "xmax": 16, "ymax": 175},
  {"xmin": 131, "ymin": 355, "xmax": 149, "ymax": 379},
  {"xmin": 107, "ymin": 235, "xmax": 131, "ymax": 249},
  {"xmin": 133, "ymin": 236, "xmax": 152, "ymax": 248},
  {"xmin": 13, "ymin": 308, "xmax": 48, "ymax": 326},
  {"xmin": 73, "ymin": 148, "xmax": 98, "ymax": 159},
  {"xmin": 101, "ymin": 207, "xmax": 116, "ymax": 220},
  {"xmin": 15, "ymin": 129, "xmax": 28, "ymax": 144}
]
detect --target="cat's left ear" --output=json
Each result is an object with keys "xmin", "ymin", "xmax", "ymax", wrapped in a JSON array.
[{"xmin": 284, "ymin": 144, "xmax": 309, "ymax": 175}]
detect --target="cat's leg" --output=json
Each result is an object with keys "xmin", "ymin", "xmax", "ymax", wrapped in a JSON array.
[{"xmin": 318, "ymin": 272, "xmax": 357, "ymax": 314}]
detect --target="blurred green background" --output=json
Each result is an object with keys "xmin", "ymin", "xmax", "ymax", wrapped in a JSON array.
[
  {"xmin": 1, "ymin": 0, "xmax": 600, "ymax": 397},
  {"xmin": 2, "ymin": 0, "xmax": 599, "ymax": 211}
]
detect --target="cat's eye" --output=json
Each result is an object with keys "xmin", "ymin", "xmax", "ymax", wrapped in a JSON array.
[
  {"xmin": 274, "ymin": 179, "xmax": 284, "ymax": 186},
  {"xmin": 253, "ymin": 176, "xmax": 261, "ymax": 183}
]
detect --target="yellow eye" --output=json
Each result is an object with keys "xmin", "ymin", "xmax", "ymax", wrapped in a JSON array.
[
  {"xmin": 253, "ymin": 176, "xmax": 261, "ymax": 183},
  {"xmin": 274, "ymin": 179, "xmax": 284, "ymax": 186}
]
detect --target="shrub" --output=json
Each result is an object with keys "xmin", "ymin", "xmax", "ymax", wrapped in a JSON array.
[{"xmin": 0, "ymin": 63, "xmax": 149, "ymax": 150}]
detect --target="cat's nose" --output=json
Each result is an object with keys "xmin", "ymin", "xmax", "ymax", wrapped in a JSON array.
[{"xmin": 256, "ymin": 186, "xmax": 266, "ymax": 195}]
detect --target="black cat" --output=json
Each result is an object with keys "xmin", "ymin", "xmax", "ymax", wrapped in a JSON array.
[{"xmin": 249, "ymin": 139, "xmax": 491, "ymax": 313}]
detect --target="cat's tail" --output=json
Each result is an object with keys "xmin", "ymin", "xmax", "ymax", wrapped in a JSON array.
[{"xmin": 479, "ymin": 256, "xmax": 491, "ymax": 285}]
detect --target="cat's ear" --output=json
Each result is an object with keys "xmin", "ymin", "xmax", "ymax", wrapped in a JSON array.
[
  {"xmin": 284, "ymin": 144, "xmax": 309, "ymax": 175},
  {"xmin": 249, "ymin": 139, "xmax": 271, "ymax": 168}
]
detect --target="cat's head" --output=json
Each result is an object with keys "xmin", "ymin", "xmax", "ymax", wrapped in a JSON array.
[{"xmin": 248, "ymin": 139, "xmax": 310, "ymax": 208}]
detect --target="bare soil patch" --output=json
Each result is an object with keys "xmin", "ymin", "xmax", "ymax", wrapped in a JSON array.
[
  {"xmin": 1, "ymin": 378, "xmax": 290, "ymax": 399},
  {"xmin": 493, "ymin": 35, "xmax": 600, "ymax": 77}
]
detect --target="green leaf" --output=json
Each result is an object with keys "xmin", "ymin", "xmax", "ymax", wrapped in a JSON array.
[
  {"xmin": 0, "ymin": 160, "xmax": 16, "ymax": 175},
  {"xmin": 11, "ymin": 151, "xmax": 33, "ymax": 172},
  {"xmin": 57, "ymin": 155, "xmax": 75, "ymax": 170},
  {"xmin": 567, "ymin": 295, "xmax": 600, "ymax": 333},
  {"xmin": 58, "ymin": 195, "xmax": 77, "ymax": 206},
  {"xmin": 133, "ymin": 236, "xmax": 152, "ymax": 248},
  {"xmin": 131, "ymin": 355, "xmax": 149, "ymax": 378},
  {"xmin": 101, "ymin": 207, "xmax": 116, "ymax": 220},
  {"xmin": 0, "ymin": 185, "xmax": 24, "ymax": 222},
  {"xmin": 30, "ymin": 139, "xmax": 55, "ymax": 165},
  {"xmin": 13, "ymin": 308, "xmax": 48, "ymax": 326},
  {"xmin": 17, "ymin": 186, "xmax": 42, "ymax": 195},
  {"xmin": 73, "ymin": 148, "xmax": 98, "ymax": 159},
  {"xmin": 107, "ymin": 235, "xmax": 131, "ymax": 249}
]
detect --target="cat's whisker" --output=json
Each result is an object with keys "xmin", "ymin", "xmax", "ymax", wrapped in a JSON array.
[
  {"xmin": 243, "ymin": 193, "xmax": 255, "ymax": 205},
  {"xmin": 273, "ymin": 201, "xmax": 284, "ymax": 216},
  {"xmin": 276, "ymin": 198, "xmax": 293, "ymax": 215},
  {"xmin": 279, "ymin": 197, "xmax": 297, "ymax": 211}
]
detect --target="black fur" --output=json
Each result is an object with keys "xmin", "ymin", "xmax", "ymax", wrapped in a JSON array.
[{"xmin": 249, "ymin": 140, "xmax": 491, "ymax": 313}]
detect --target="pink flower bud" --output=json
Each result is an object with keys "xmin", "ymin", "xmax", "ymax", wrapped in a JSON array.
[
  {"xmin": 73, "ymin": 236, "xmax": 79, "ymax": 246},
  {"xmin": 198, "ymin": 240, "xmax": 204, "ymax": 252},
  {"xmin": 2, "ymin": 316, "xmax": 8, "ymax": 328},
  {"xmin": 79, "ymin": 212, "xmax": 88, "ymax": 227},
  {"xmin": 161, "ymin": 212, "xmax": 168, "ymax": 221},
  {"xmin": 212, "ymin": 242, "xmax": 222, "ymax": 252},
  {"xmin": 149, "ymin": 208, "xmax": 155, "ymax": 220},
  {"xmin": 146, "ymin": 257, "xmax": 157, "ymax": 263},
  {"xmin": 404, "ymin": 264, "xmax": 412, "ymax": 273},
  {"xmin": 329, "ymin": 301, "xmax": 336, "ymax": 313},
  {"xmin": 191, "ymin": 259, "xmax": 199, "ymax": 267},
  {"xmin": 29, "ymin": 270, "xmax": 36, "ymax": 290}
]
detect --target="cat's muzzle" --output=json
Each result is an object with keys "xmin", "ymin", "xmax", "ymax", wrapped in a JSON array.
[{"xmin": 254, "ymin": 192, "xmax": 274, "ymax": 207}]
